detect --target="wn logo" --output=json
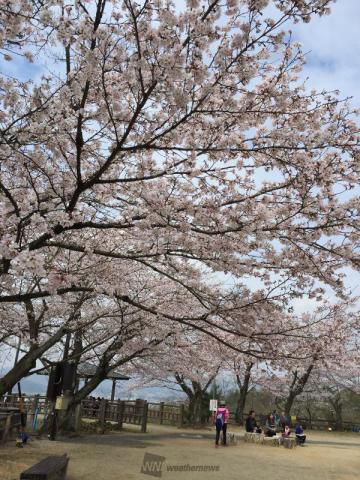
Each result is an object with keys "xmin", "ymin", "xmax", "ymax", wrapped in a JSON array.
[{"xmin": 140, "ymin": 453, "xmax": 166, "ymax": 478}]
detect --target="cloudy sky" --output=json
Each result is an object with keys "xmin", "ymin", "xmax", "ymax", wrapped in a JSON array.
[
  {"xmin": 290, "ymin": 0, "xmax": 360, "ymax": 305},
  {"xmin": 291, "ymin": 0, "xmax": 360, "ymax": 106}
]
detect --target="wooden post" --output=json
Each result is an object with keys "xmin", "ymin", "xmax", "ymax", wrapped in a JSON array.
[
  {"xmin": 141, "ymin": 401, "xmax": 148, "ymax": 433},
  {"xmin": 99, "ymin": 399, "xmax": 107, "ymax": 433},
  {"xmin": 159, "ymin": 402, "xmax": 164, "ymax": 425},
  {"xmin": 179, "ymin": 404, "xmax": 185, "ymax": 427},
  {"xmin": 111, "ymin": 379, "xmax": 116, "ymax": 402},
  {"xmin": 117, "ymin": 400, "xmax": 125, "ymax": 428},
  {"xmin": 135, "ymin": 398, "xmax": 142, "ymax": 425}
]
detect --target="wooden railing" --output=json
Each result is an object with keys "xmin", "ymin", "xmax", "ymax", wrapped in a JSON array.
[
  {"xmin": 1, "ymin": 395, "xmax": 358, "ymax": 432},
  {"xmin": 0, "ymin": 410, "xmax": 22, "ymax": 443},
  {"xmin": 0, "ymin": 395, "xmax": 149, "ymax": 433},
  {"xmin": 147, "ymin": 402, "xmax": 185, "ymax": 426},
  {"xmin": 81, "ymin": 398, "xmax": 148, "ymax": 432}
]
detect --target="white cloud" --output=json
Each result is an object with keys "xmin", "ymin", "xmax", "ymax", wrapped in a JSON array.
[{"xmin": 291, "ymin": 0, "xmax": 360, "ymax": 105}]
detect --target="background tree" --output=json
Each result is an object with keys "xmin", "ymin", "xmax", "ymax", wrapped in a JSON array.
[{"xmin": 265, "ymin": 304, "xmax": 357, "ymax": 418}]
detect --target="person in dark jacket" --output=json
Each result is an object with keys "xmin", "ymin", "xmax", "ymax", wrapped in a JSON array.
[
  {"xmin": 265, "ymin": 413, "xmax": 277, "ymax": 437},
  {"xmin": 245, "ymin": 410, "xmax": 262, "ymax": 433},
  {"xmin": 295, "ymin": 424, "xmax": 306, "ymax": 445}
]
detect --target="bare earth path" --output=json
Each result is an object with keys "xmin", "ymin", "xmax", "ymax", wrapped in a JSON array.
[{"xmin": 0, "ymin": 425, "xmax": 359, "ymax": 480}]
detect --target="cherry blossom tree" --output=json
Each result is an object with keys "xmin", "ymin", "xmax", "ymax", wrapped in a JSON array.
[
  {"xmin": 0, "ymin": 0, "xmax": 359, "ymax": 311},
  {"xmin": 0, "ymin": 293, "xmax": 88, "ymax": 396},
  {"xmin": 60, "ymin": 304, "xmax": 176, "ymax": 430},
  {"xmin": 263, "ymin": 303, "xmax": 358, "ymax": 417},
  {"xmin": 305, "ymin": 347, "xmax": 360, "ymax": 429},
  {"xmin": 227, "ymin": 357, "xmax": 261, "ymax": 424},
  {"xmin": 133, "ymin": 330, "xmax": 226, "ymax": 424},
  {"xmin": 1, "ymin": 0, "xmax": 359, "ymax": 413}
]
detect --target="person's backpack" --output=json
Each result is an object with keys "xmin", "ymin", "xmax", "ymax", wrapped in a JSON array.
[{"xmin": 215, "ymin": 410, "xmax": 225, "ymax": 429}]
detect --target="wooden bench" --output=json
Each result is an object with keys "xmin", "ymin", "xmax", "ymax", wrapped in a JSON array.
[
  {"xmin": 244, "ymin": 432, "xmax": 263, "ymax": 444},
  {"xmin": 263, "ymin": 435, "xmax": 282, "ymax": 447},
  {"xmin": 244, "ymin": 431, "xmax": 297, "ymax": 449},
  {"xmin": 280, "ymin": 437, "xmax": 297, "ymax": 449},
  {"xmin": 226, "ymin": 432, "xmax": 238, "ymax": 445},
  {"xmin": 20, "ymin": 454, "xmax": 69, "ymax": 480}
]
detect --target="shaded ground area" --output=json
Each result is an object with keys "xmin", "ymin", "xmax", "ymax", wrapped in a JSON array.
[{"xmin": 0, "ymin": 424, "xmax": 359, "ymax": 480}]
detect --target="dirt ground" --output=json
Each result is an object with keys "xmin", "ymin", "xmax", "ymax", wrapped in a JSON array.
[{"xmin": 0, "ymin": 424, "xmax": 359, "ymax": 480}]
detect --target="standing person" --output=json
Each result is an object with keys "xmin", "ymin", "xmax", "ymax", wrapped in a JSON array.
[
  {"xmin": 273, "ymin": 410, "xmax": 281, "ymax": 430},
  {"xmin": 214, "ymin": 401, "xmax": 229, "ymax": 447},
  {"xmin": 280, "ymin": 411, "xmax": 289, "ymax": 431},
  {"xmin": 245, "ymin": 410, "xmax": 262, "ymax": 433}
]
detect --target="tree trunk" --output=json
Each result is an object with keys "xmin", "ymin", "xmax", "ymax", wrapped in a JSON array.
[
  {"xmin": 235, "ymin": 362, "xmax": 253, "ymax": 425},
  {"xmin": 305, "ymin": 405, "xmax": 313, "ymax": 429},
  {"xmin": 0, "ymin": 326, "xmax": 66, "ymax": 396},
  {"xmin": 58, "ymin": 334, "xmax": 168, "ymax": 433},
  {"xmin": 174, "ymin": 375, "xmax": 215, "ymax": 426},
  {"xmin": 235, "ymin": 390, "xmax": 247, "ymax": 425},
  {"xmin": 58, "ymin": 364, "xmax": 109, "ymax": 432},
  {"xmin": 284, "ymin": 364, "xmax": 314, "ymax": 418},
  {"xmin": 284, "ymin": 391, "xmax": 297, "ymax": 419},
  {"xmin": 330, "ymin": 394, "xmax": 343, "ymax": 431},
  {"xmin": 188, "ymin": 391, "xmax": 204, "ymax": 425}
]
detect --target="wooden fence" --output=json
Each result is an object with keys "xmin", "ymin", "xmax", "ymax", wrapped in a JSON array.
[
  {"xmin": 0, "ymin": 395, "xmax": 358, "ymax": 433},
  {"xmin": 0, "ymin": 410, "xmax": 22, "ymax": 443},
  {"xmin": 147, "ymin": 402, "xmax": 185, "ymax": 426},
  {"xmin": 80, "ymin": 398, "xmax": 148, "ymax": 432},
  {"xmin": 0, "ymin": 395, "xmax": 149, "ymax": 433}
]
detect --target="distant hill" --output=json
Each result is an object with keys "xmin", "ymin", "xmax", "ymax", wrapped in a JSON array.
[{"xmin": 3, "ymin": 371, "xmax": 183, "ymax": 402}]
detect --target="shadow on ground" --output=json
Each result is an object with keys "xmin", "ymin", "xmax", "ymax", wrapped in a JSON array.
[{"xmin": 61, "ymin": 430, "xmax": 214, "ymax": 449}]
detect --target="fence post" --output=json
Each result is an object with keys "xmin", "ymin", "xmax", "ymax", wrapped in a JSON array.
[
  {"xmin": 118, "ymin": 400, "xmax": 125, "ymax": 428},
  {"xmin": 135, "ymin": 398, "xmax": 143, "ymax": 425},
  {"xmin": 99, "ymin": 399, "xmax": 107, "ymax": 433},
  {"xmin": 116, "ymin": 399, "xmax": 123, "ymax": 427},
  {"xmin": 141, "ymin": 401, "xmax": 148, "ymax": 433},
  {"xmin": 179, "ymin": 404, "xmax": 185, "ymax": 427},
  {"xmin": 159, "ymin": 402, "xmax": 164, "ymax": 425}
]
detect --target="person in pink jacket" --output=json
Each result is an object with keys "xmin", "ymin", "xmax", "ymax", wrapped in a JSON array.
[{"xmin": 214, "ymin": 401, "xmax": 230, "ymax": 447}]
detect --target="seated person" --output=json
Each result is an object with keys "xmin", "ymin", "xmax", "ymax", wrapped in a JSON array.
[
  {"xmin": 265, "ymin": 414, "xmax": 277, "ymax": 437},
  {"xmin": 245, "ymin": 410, "xmax": 262, "ymax": 433},
  {"xmin": 282, "ymin": 425, "xmax": 291, "ymax": 438},
  {"xmin": 295, "ymin": 424, "xmax": 306, "ymax": 445}
]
